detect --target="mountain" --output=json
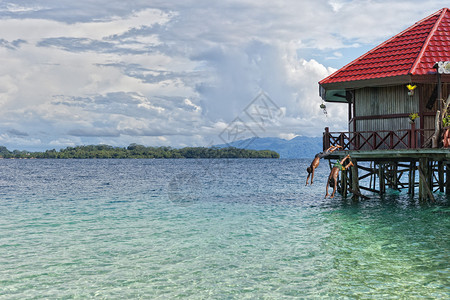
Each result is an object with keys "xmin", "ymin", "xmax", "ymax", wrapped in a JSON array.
[{"xmin": 215, "ymin": 136, "xmax": 323, "ymax": 158}]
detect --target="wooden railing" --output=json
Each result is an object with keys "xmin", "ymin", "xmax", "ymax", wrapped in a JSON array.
[{"xmin": 323, "ymin": 126, "xmax": 435, "ymax": 151}]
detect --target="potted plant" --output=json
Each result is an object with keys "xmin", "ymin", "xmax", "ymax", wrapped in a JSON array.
[{"xmin": 409, "ymin": 113, "xmax": 419, "ymax": 124}]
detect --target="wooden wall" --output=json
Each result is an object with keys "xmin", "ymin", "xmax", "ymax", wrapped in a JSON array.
[
  {"xmin": 353, "ymin": 85, "xmax": 419, "ymax": 133},
  {"xmin": 349, "ymin": 83, "xmax": 450, "ymax": 148}
]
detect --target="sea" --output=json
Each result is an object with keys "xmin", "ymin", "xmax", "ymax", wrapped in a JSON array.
[{"xmin": 0, "ymin": 159, "xmax": 448, "ymax": 299}]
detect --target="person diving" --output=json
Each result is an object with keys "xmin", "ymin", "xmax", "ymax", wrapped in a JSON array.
[
  {"xmin": 325, "ymin": 154, "xmax": 353, "ymax": 198},
  {"xmin": 305, "ymin": 145, "xmax": 342, "ymax": 185}
]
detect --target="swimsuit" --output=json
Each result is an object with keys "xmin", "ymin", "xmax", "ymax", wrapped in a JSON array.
[
  {"xmin": 333, "ymin": 160, "xmax": 345, "ymax": 171},
  {"xmin": 316, "ymin": 150, "xmax": 331, "ymax": 159}
]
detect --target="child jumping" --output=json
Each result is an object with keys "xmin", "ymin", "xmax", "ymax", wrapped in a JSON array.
[
  {"xmin": 306, "ymin": 145, "xmax": 342, "ymax": 185},
  {"xmin": 325, "ymin": 154, "xmax": 353, "ymax": 198}
]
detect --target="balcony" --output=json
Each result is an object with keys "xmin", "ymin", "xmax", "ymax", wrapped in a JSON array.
[{"xmin": 323, "ymin": 125, "xmax": 435, "ymax": 151}]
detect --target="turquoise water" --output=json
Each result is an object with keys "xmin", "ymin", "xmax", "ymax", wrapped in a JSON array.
[{"xmin": 0, "ymin": 159, "xmax": 448, "ymax": 298}]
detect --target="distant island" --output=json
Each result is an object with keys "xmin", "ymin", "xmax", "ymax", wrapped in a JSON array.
[
  {"xmin": 215, "ymin": 136, "xmax": 323, "ymax": 158},
  {"xmin": 0, "ymin": 144, "xmax": 279, "ymax": 159}
]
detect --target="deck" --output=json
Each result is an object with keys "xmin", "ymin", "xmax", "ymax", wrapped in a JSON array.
[{"xmin": 327, "ymin": 148, "xmax": 450, "ymax": 161}]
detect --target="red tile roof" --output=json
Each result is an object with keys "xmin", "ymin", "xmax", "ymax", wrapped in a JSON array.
[{"xmin": 320, "ymin": 8, "xmax": 450, "ymax": 86}]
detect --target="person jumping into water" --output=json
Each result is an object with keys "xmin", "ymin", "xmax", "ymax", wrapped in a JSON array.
[
  {"xmin": 306, "ymin": 145, "xmax": 342, "ymax": 185},
  {"xmin": 325, "ymin": 154, "xmax": 353, "ymax": 198}
]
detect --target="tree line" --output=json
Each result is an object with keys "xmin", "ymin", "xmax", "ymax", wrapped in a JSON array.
[{"xmin": 0, "ymin": 144, "xmax": 279, "ymax": 159}]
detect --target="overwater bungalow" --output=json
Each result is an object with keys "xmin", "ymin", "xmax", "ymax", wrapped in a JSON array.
[{"xmin": 319, "ymin": 8, "xmax": 450, "ymax": 201}]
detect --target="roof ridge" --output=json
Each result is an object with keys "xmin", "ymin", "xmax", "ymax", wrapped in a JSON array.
[
  {"xmin": 319, "ymin": 9, "xmax": 443, "ymax": 84},
  {"xmin": 409, "ymin": 8, "xmax": 448, "ymax": 74}
]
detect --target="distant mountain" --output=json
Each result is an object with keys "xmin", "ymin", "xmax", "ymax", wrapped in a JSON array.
[{"xmin": 215, "ymin": 136, "xmax": 323, "ymax": 158}]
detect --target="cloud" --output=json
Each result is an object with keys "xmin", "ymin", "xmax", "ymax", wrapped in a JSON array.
[
  {"xmin": 0, "ymin": 38, "xmax": 26, "ymax": 50},
  {"xmin": 7, "ymin": 129, "xmax": 29, "ymax": 136},
  {"xmin": 0, "ymin": 0, "xmax": 447, "ymax": 150}
]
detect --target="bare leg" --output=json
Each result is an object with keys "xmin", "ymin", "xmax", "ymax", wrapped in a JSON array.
[
  {"xmin": 339, "ymin": 154, "xmax": 350, "ymax": 165},
  {"xmin": 444, "ymin": 129, "xmax": 449, "ymax": 148},
  {"xmin": 330, "ymin": 145, "xmax": 342, "ymax": 152},
  {"xmin": 330, "ymin": 177, "xmax": 338, "ymax": 198},
  {"xmin": 325, "ymin": 174, "xmax": 332, "ymax": 198}
]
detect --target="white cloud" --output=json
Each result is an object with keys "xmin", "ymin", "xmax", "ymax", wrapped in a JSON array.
[{"xmin": 0, "ymin": 0, "xmax": 447, "ymax": 150}]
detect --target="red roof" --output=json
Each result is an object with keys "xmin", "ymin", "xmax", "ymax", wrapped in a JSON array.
[{"xmin": 320, "ymin": 8, "xmax": 450, "ymax": 86}]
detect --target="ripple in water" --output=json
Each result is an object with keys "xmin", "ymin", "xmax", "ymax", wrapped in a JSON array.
[{"xmin": 0, "ymin": 159, "xmax": 448, "ymax": 298}]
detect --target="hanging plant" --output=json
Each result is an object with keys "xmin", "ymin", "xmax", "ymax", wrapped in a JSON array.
[
  {"xmin": 406, "ymin": 84, "xmax": 417, "ymax": 96},
  {"xmin": 320, "ymin": 103, "xmax": 327, "ymax": 116}
]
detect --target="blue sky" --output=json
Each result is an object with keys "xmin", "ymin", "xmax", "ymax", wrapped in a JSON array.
[{"xmin": 0, "ymin": 0, "xmax": 447, "ymax": 150}]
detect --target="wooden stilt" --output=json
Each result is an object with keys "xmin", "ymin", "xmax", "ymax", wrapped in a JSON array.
[
  {"xmin": 392, "ymin": 162, "xmax": 398, "ymax": 189},
  {"xmin": 427, "ymin": 159, "xmax": 433, "ymax": 193},
  {"xmin": 438, "ymin": 161, "xmax": 444, "ymax": 193},
  {"xmin": 419, "ymin": 158, "xmax": 426, "ymax": 201},
  {"xmin": 341, "ymin": 169, "xmax": 348, "ymax": 198},
  {"xmin": 446, "ymin": 162, "xmax": 450, "ymax": 195},
  {"xmin": 419, "ymin": 158, "xmax": 435, "ymax": 202},
  {"xmin": 351, "ymin": 159, "xmax": 360, "ymax": 201},
  {"xmin": 373, "ymin": 164, "xmax": 377, "ymax": 191},
  {"xmin": 408, "ymin": 161, "xmax": 415, "ymax": 196},
  {"xmin": 379, "ymin": 163, "xmax": 386, "ymax": 194},
  {"xmin": 324, "ymin": 149, "xmax": 448, "ymax": 200}
]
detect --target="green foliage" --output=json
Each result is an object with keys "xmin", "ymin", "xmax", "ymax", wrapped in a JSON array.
[
  {"xmin": 443, "ymin": 115, "xmax": 450, "ymax": 127},
  {"xmin": 0, "ymin": 144, "xmax": 279, "ymax": 159}
]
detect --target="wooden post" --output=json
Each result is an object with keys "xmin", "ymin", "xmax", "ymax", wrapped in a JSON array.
[
  {"xmin": 373, "ymin": 133, "xmax": 377, "ymax": 150},
  {"xmin": 419, "ymin": 158, "xmax": 426, "ymax": 201},
  {"xmin": 410, "ymin": 122, "xmax": 416, "ymax": 149},
  {"xmin": 419, "ymin": 159, "xmax": 425, "ymax": 201},
  {"xmin": 356, "ymin": 133, "xmax": 360, "ymax": 150},
  {"xmin": 432, "ymin": 111, "xmax": 441, "ymax": 148},
  {"xmin": 438, "ymin": 72, "xmax": 442, "ymax": 120},
  {"xmin": 339, "ymin": 133, "xmax": 345, "ymax": 149},
  {"xmin": 379, "ymin": 163, "xmax": 385, "ymax": 194},
  {"xmin": 324, "ymin": 127, "xmax": 330, "ymax": 150},
  {"xmin": 419, "ymin": 158, "xmax": 435, "ymax": 202},
  {"xmin": 390, "ymin": 131, "xmax": 394, "ymax": 149},
  {"xmin": 392, "ymin": 162, "xmax": 398, "ymax": 189},
  {"xmin": 446, "ymin": 163, "xmax": 450, "ymax": 195},
  {"xmin": 373, "ymin": 162, "xmax": 377, "ymax": 191},
  {"xmin": 408, "ymin": 161, "xmax": 415, "ymax": 196},
  {"xmin": 438, "ymin": 161, "xmax": 444, "ymax": 193},
  {"xmin": 351, "ymin": 159, "xmax": 360, "ymax": 201},
  {"xmin": 341, "ymin": 169, "xmax": 348, "ymax": 198}
]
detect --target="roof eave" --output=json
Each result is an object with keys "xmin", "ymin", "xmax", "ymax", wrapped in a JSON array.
[
  {"xmin": 411, "ymin": 73, "xmax": 450, "ymax": 84},
  {"xmin": 319, "ymin": 75, "xmax": 412, "ymax": 91}
]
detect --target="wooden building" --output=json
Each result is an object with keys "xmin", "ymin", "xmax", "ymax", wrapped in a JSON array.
[
  {"xmin": 320, "ymin": 7, "xmax": 450, "ymax": 150},
  {"xmin": 318, "ymin": 8, "xmax": 450, "ymax": 201}
]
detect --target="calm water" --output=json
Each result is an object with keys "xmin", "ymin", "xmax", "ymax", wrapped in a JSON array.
[{"xmin": 0, "ymin": 159, "xmax": 449, "ymax": 299}]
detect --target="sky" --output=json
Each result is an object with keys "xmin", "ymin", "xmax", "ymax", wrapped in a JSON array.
[{"xmin": 0, "ymin": 0, "xmax": 448, "ymax": 151}]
